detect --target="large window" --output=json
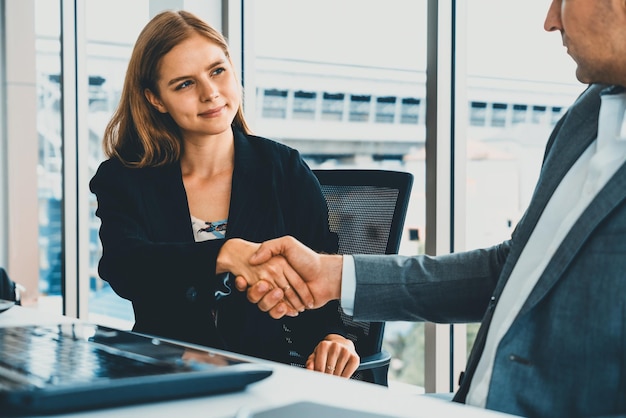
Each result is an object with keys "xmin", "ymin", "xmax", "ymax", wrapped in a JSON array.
[
  {"xmin": 83, "ymin": 0, "xmax": 150, "ymax": 326},
  {"xmin": 250, "ymin": 0, "xmax": 428, "ymax": 390},
  {"xmin": 463, "ymin": 1, "xmax": 579, "ymax": 250},
  {"xmin": 461, "ymin": 0, "xmax": 582, "ymax": 354},
  {"xmin": 35, "ymin": 0, "xmax": 62, "ymax": 311},
  {"xmin": 33, "ymin": 1, "xmax": 221, "ymax": 324}
]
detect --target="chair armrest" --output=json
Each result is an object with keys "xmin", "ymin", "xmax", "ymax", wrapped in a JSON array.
[{"xmin": 356, "ymin": 349, "xmax": 391, "ymax": 371}]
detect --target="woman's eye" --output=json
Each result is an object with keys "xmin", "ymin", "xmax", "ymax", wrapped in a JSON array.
[
  {"xmin": 212, "ymin": 67, "xmax": 226, "ymax": 77},
  {"xmin": 176, "ymin": 80, "xmax": 193, "ymax": 90}
]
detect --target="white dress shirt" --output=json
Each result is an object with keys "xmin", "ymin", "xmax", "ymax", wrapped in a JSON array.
[{"xmin": 340, "ymin": 89, "xmax": 626, "ymax": 404}]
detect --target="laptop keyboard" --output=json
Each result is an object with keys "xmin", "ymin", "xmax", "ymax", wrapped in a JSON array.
[
  {"xmin": 0, "ymin": 323, "xmax": 273, "ymax": 415},
  {"xmin": 0, "ymin": 325, "xmax": 178, "ymax": 387}
]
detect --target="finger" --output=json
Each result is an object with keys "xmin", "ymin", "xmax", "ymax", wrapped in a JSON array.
[
  {"xmin": 234, "ymin": 276, "xmax": 248, "ymax": 292},
  {"xmin": 313, "ymin": 345, "xmax": 331, "ymax": 374},
  {"xmin": 334, "ymin": 350, "xmax": 358, "ymax": 378},
  {"xmin": 274, "ymin": 260, "xmax": 306, "ymax": 312},
  {"xmin": 268, "ymin": 301, "xmax": 298, "ymax": 319},
  {"xmin": 277, "ymin": 295, "xmax": 301, "ymax": 315},
  {"xmin": 283, "ymin": 261, "xmax": 314, "ymax": 309},
  {"xmin": 324, "ymin": 346, "xmax": 340, "ymax": 376},
  {"xmin": 252, "ymin": 284, "xmax": 280, "ymax": 309},
  {"xmin": 281, "ymin": 285, "xmax": 305, "ymax": 313},
  {"xmin": 245, "ymin": 281, "xmax": 299, "ymax": 318},
  {"xmin": 340, "ymin": 354, "xmax": 360, "ymax": 378},
  {"xmin": 305, "ymin": 354, "xmax": 315, "ymax": 371},
  {"xmin": 246, "ymin": 280, "xmax": 274, "ymax": 304},
  {"xmin": 258, "ymin": 256, "xmax": 308, "ymax": 312}
]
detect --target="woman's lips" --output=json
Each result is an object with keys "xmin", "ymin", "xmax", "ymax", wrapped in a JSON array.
[{"xmin": 199, "ymin": 105, "xmax": 225, "ymax": 117}]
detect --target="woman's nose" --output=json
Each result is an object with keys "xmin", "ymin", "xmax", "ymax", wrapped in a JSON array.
[{"xmin": 199, "ymin": 78, "xmax": 218, "ymax": 101}]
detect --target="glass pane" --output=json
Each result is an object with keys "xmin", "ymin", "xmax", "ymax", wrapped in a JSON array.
[
  {"xmin": 84, "ymin": 0, "xmax": 151, "ymax": 328},
  {"xmin": 463, "ymin": 1, "xmax": 582, "ymax": 351},
  {"xmin": 36, "ymin": 0, "xmax": 63, "ymax": 314},
  {"xmin": 84, "ymin": 1, "xmax": 218, "ymax": 327},
  {"xmin": 252, "ymin": 0, "xmax": 427, "ymax": 390}
]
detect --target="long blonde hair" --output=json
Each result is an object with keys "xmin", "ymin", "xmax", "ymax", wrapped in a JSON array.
[{"xmin": 102, "ymin": 10, "xmax": 251, "ymax": 167}]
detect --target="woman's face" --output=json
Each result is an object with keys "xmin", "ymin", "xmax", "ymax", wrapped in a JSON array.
[{"xmin": 145, "ymin": 33, "xmax": 240, "ymax": 142}]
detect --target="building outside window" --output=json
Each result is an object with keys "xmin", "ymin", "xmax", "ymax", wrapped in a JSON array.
[
  {"xmin": 376, "ymin": 96, "xmax": 397, "ymax": 123},
  {"xmin": 292, "ymin": 90, "xmax": 317, "ymax": 120},
  {"xmin": 400, "ymin": 98, "xmax": 420, "ymax": 124},
  {"xmin": 262, "ymin": 89, "xmax": 289, "ymax": 119},
  {"xmin": 321, "ymin": 93, "xmax": 345, "ymax": 121},
  {"xmin": 349, "ymin": 94, "xmax": 371, "ymax": 122}
]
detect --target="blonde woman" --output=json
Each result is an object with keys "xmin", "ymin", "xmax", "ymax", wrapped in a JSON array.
[{"xmin": 90, "ymin": 10, "xmax": 358, "ymax": 378}]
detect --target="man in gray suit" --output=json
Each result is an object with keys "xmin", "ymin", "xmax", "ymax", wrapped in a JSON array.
[{"xmin": 235, "ymin": 1, "xmax": 626, "ymax": 417}]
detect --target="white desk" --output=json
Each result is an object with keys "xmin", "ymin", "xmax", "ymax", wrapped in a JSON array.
[{"xmin": 0, "ymin": 305, "xmax": 517, "ymax": 418}]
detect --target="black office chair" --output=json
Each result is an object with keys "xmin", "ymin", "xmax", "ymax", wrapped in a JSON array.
[{"xmin": 313, "ymin": 168, "xmax": 413, "ymax": 386}]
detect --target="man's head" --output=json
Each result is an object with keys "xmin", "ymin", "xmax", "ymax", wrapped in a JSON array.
[{"xmin": 544, "ymin": 0, "xmax": 626, "ymax": 86}]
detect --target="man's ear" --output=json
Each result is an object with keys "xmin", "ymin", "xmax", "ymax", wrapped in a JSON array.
[{"xmin": 144, "ymin": 89, "xmax": 168, "ymax": 113}]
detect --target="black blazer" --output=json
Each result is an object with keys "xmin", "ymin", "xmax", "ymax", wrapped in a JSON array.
[{"xmin": 89, "ymin": 128, "xmax": 343, "ymax": 364}]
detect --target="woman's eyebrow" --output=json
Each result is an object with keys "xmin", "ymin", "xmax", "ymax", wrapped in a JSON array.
[{"xmin": 166, "ymin": 59, "xmax": 226, "ymax": 87}]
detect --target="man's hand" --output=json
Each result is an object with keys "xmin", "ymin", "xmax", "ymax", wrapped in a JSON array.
[
  {"xmin": 306, "ymin": 334, "xmax": 359, "ymax": 378},
  {"xmin": 234, "ymin": 236, "xmax": 343, "ymax": 318}
]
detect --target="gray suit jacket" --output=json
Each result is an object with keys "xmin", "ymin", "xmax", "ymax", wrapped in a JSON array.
[{"xmin": 352, "ymin": 84, "xmax": 626, "ymax": 417}]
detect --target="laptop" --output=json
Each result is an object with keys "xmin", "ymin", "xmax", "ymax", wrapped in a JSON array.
[{"xmin": 0, "ymin": 322, "xmax": 273, "ymax": 416}]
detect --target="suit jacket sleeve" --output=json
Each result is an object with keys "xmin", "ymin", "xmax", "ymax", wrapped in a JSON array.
[{"xmin": 351, "ymin": 241, "xmax": 511, "ymax": 323}]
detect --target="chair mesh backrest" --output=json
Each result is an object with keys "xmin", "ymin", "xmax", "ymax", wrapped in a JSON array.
[
  {"xmin": 322, "ymin": 185, "xmax": 400, "ymax": 255},
  {"xmin": 314, "ymin": 170, "xmax": 413, "ymax": 360}
]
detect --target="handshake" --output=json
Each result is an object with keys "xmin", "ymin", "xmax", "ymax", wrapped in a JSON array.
[{"xmin": 217, "ymin": 236, "xmax": 344, "ymax": 318}]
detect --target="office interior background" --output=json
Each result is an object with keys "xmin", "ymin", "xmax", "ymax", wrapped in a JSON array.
[{"xmin": 0, "ymin": 0, "xmax": 582, "ymax": 393}]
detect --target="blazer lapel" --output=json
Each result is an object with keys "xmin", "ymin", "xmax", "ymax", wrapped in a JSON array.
[
  {"xmin": 226, "ymin": 130, "xmax": 271, "ymax": 240},
  {"xmin": 520, "ymin": 159, "xmax": 626, "ymax": 315},
  {"xmin": 152, "ymin": 163, "xmax": 195, "ymax": 241},
  {"xmin": 512, "ymin": 84, "xmax": 626, "ymax": 314}
]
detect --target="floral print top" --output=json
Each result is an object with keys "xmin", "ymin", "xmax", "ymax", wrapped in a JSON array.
[{"xmin": 191, "ymin": 215, "xmax": 228, "ymax": 242}]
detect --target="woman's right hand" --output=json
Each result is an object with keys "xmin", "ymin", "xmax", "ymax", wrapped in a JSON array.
[{"xmin": 216, "ymin": 238, "xmax": 313, "ymax": 314}]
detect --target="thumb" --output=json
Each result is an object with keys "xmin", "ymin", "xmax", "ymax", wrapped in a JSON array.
[
  {"xmin": 248, "ymin": 245, "xmax": 272, "ymax": 265},
  {"xmin": 249, "ymin": 237, "xmax": 288, "ymax": 265}
]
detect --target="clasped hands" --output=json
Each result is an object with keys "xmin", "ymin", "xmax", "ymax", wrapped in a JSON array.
[
  {"xmin": 216, "ymin": 236, "xmax": 355, "ymax": 376},
  {"xmin": 218, "ymin": 236, "xmax": 343, "ymax": 318}
]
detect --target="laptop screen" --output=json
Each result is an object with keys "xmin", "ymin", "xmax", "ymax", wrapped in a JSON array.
[{"xmin": 0, "ymin": 323, "xmax": 272, "ymax": 415}]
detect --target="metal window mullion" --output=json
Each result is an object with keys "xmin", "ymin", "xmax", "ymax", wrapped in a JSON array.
[
  {"xmin": 424, "ymin": 0, "xmax": 454, "ymax": 394},
  {"xmin": 452, "ymin": 0, "xmax": 469, "ymax": 395},
  {"xmin": 230, "ymin": 0, "xmax": 257, "ymax": 124},
  {"xmin": 75, "ymin": 0, "xmax": 90, "ymax": 319},
  {"xmin": 61, "ymin": 0, "xmax": 89, "ymax": 318}
]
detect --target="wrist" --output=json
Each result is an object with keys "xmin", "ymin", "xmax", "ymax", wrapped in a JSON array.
[
  {"xmin": 216, "ymin": 238, "xmax": 238, "ymax": 274},
  {"xmin": 320, "ymin": 254, "xmax": 343, "ymax": 300}
]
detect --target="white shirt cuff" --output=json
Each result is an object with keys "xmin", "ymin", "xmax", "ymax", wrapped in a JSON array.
[{"xmin": 340, "ymin": 255, "xmax": 356, "ymax": 315}]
